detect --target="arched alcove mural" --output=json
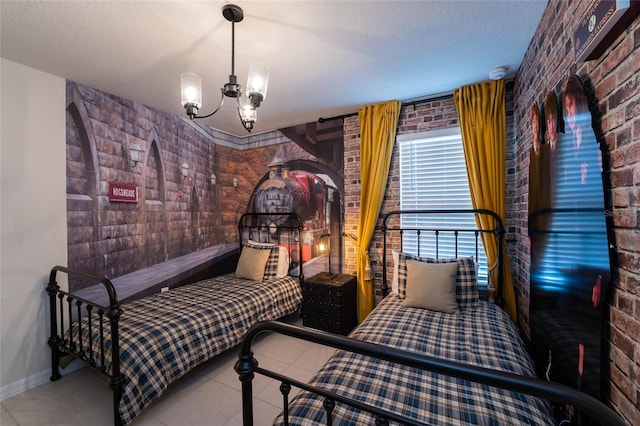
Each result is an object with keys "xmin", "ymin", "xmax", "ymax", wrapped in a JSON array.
[
  {"xmin": 248, "ymin": 159, "xmax": 344, "ymax": 274},
  {"xmin": 66, "ymin": 86, "xmax": 101, "ymax": 292},
  {"xmin": 143, "ymin": 130, "xmax": 168, "ymax": 266},
  {"xmin": 190, "ymin": 184, "xmax": 200, "ymax": 252}
]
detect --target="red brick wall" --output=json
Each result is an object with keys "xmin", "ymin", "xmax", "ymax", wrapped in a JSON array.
[
  {"xmin": 512, "ymin": 1, "xmax": 639, "ymax": 422},
  {"xmin": 343, "ymin": 96, "xmax": 515, "ymax": 298},
  {"xmin": 343, "ymin": 116, "xmax": 361, "ymax": 274}
]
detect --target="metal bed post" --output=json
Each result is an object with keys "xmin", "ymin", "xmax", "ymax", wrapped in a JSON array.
[
  {"xmin": 235, "ymin": 351, "xmax": 257, "ymax": 426},
  {"xmin": 46, "ymin": 270, "xmax": 62, "ymax": 382},
  {"xmin": 382, "ymin": 230, "xmax": 388, "ymax": 296},
  {"xmin": 47, "ymin": 265, "xmax": 124, "ymax": 426},
  {"xmin": 107, "ymin": 302, "xmax": 124, "ymax": 426},
  {"xmin": 495, "ymin": 222, "xmax": 505, "ymax": 308}
]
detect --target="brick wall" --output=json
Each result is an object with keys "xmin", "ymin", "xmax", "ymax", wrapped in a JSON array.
[
  {"xmin": 343, "ymin": 116, "xmax": 361, "ymax": 275},
  {"xmin": 343, "ymin": 95, "xmax": 516, "ymax": 299},
  {"xmin": 512, "ymin": 1, "xmax": 639, "ymax": 422}
]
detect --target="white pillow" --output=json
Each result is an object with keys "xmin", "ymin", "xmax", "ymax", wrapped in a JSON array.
[
  {"xmin": 245, "ymin": 240, "xmax": 290, "ymax": 277},
  {"xmin": 275, "ymin": 246, "xmax": 290, "ymax": 277},
  {"xmin": 391, "ymin": 249, "xmax": 399, "ymax": 294}
]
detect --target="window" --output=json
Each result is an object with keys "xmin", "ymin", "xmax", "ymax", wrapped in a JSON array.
[{"xmin": 398, "ymin": 129, "xmax": 488, "ymax": 285}]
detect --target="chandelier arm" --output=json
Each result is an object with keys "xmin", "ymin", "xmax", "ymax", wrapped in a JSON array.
[{"xmin": 192, "ymin": 88, "xmax": 226, "ymax": 120}]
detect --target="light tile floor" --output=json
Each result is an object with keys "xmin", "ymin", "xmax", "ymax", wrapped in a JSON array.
[{"xmin": 1, "ymin": 316, "xmax": 335, "ymax": 426}]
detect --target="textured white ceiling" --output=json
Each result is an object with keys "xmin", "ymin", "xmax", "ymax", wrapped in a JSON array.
[{"xmin": 1, "ymin": 1, "xmax": 546, "ymax": 137}]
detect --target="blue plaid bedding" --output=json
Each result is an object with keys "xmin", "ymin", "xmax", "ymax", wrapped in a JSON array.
[
  {"xmin": 69, "ymin": 273, "xmax": 301, "ymax": 425},
  {"xmin": 275, "ymin": 296, "xmax": 553, "ymax": 425}
]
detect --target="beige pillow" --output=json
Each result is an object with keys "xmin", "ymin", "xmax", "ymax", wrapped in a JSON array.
[
  {"xmin": 402, "ymin": 260, "xmax": 459, "ymax": 313},
  {"xmin": 244, "ymin": 240, "xmax": 290, "ymax": 277},
  {"xmin": 235, "ymin": 245, "xmax": 271, "ymax": 281}
]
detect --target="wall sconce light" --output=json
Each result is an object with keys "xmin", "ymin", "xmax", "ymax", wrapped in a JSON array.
[
  {"xmin": 129, "ymin": 143, "xmax": 143, "ymax": 167},
  {"xmin": 318, "ymin": 233, "xmax": 332, "ymax": 274},
  {"xmin": 181, "ymin": 162, "xmax": 190, "ymax": 179},
  {"xmin": 210, "ymin": 174, "xmax": 217, "ymax": 185},
  {"xmin": 233, "ymin": 177, "xmax": 238, "ymax": 188}
]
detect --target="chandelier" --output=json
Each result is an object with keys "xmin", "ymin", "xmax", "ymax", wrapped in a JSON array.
[{"xmin": 180, "ymin": 4, "xmax": 269, "ymax": 132}]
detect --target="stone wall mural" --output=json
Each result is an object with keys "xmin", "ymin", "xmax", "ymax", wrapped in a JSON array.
[{"xmin": 65, "ymin": 82, "xmax": 344, "ymax": 292}]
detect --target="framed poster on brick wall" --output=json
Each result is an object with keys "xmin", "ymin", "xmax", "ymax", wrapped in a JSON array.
[{"xmin": 574, "ymin": 0, "xmax": 640, "ymax": 62}]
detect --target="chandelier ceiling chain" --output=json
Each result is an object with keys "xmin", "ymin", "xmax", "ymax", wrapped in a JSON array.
[{"xmin": 180, "ymin": 4, "xmax": 269, "ymax": 132}]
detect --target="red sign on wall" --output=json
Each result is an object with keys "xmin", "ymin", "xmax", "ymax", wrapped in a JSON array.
[{"xmin": 108, "ymin": 182, "xmax": 138, "ymax": 203}]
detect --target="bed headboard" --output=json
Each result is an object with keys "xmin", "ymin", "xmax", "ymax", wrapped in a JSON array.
[
  {"xmin": 382, "ymin": 209, "xmax": 505, "ymax": 306},
  {"xmin": 238, "ymin": 212, "xmax": 305, "ymax": 280}
]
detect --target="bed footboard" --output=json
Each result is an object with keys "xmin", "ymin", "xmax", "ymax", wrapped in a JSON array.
[
  {"xmin": 235, "ymin": 321, "xmax": 625, "ymax": 426},
  {"xmin": 46, "ymin": 265, "xmax": 124, "ymax": 426}
]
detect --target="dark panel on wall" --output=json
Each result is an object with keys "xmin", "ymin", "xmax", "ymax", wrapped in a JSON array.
[{"xmin": 529, "ymin": 75, "xmax": 611, "ymax": 408}]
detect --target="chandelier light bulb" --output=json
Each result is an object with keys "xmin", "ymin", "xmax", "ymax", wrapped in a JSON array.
[
  {"xmin": 243, "ymin": 107, "xmax": 257, "ymax": 122},
  {"xmin": 180, "ymin": 73, "xmax": 202, "ymax": 108},
  {"xmin": 251, "ymin": 76, "xmax": 264, "ymax": 92},
  {"xmin": 246, "ymin": 62, "xmax": 270, "ymax": 104},
  {"xmin": 184, "ymin": 87, "xmax": 199, "ymax": 104}
]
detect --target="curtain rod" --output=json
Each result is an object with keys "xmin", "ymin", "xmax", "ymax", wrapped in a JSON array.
[{"xmin": 318, "ymin": 92, "xmax": 454, "ymax": 123}]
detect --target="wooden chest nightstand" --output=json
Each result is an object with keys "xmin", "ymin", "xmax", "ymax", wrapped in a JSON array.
[{"xmin": 301, "ymin": 272, "xmax": 357, "ymax": 335}]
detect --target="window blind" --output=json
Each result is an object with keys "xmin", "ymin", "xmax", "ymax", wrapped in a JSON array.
[{"xmin": 398, "ymin": 130, "xmax": 488, "ymax": 284}]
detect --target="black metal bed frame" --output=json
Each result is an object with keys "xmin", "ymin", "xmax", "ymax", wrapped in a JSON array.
[
  {"xmin": 381, "ymin": 208, "xmax": 504, "ymax": 305},
  {"xmin": 46, "ymin": 212, "xmax": 304, "ymax": 426},
  {"xmin": 234, "ymin": 209, "xmax": 624, "ymax": 426}
]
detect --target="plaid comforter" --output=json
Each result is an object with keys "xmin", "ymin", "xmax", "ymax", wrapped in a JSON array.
[
  {"xmin": 275, "ymin": 295, "xmax": 553, "ymax": 425},
  {"xmin": 69, "ymin": 273, "xmax": 301, "ymax": 425}
]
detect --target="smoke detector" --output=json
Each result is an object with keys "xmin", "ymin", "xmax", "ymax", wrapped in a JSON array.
[{"xmin": 489, "ymin": 66, "xmax": 508, "ymax": 80}]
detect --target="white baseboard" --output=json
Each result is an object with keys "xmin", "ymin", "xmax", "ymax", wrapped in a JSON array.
[{"xmin": 0, "ymin": 360, "xmax": 84, "ymax": 401}]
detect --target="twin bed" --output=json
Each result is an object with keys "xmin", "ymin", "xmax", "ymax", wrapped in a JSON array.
[
  {"xmin": 46, "ymin": 212, "xmax": 305, "ymax": 425},
  {"xmin": 235, "ymin": 210, "xmax": 623, "ymax": 426},
  {"xmin": 47, "ymin": 210, "xmax": 622, "ymax": 425}
]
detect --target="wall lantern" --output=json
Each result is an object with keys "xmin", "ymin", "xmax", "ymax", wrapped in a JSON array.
[
  {"xmin": 210, "ymin": 174, "xmax": 217, "ymax": 185},
  {"xmin": 181, "ymin": 162, "xmax": 190, "ymax": 179},
  {"xmin": 129, "ymin": 143, "xmax": 143, "ymax": 167},
  {"xmin": 233, "ymin": 177, "xmax": 238, "ymax": 188},
  {"xmin": 318, "ymin": 233, "xmax": 332, "ymax": 274}
]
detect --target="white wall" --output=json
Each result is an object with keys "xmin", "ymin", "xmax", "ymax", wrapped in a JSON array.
[{"xmin": 0, "ymin": 58, "xmax": 67, "ymax": 398}]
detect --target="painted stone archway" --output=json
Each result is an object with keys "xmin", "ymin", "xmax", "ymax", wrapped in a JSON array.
[
  {"xmin": 66, "ymin": 85, "xmax": 102, "ymax": 291},
  {"xmin": 248, "ymin": 158, "xmax": 344, "ymax": 274}
]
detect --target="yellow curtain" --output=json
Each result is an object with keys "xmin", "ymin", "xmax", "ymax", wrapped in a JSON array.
[
  {"xmin": 453, "ymin": 80, "xmax": 516, "ymax": 321},
  {"xmin": 356, "ymin": 100, "xmax": 402, "ymax": 322}
]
